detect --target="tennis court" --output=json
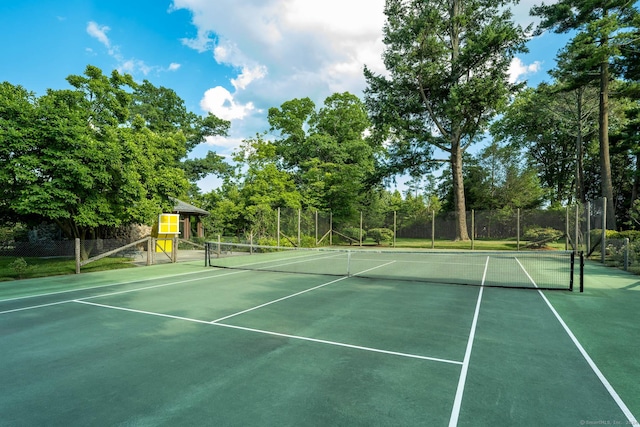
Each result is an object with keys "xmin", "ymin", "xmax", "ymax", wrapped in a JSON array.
[{"xmin": 0, "ymin": 247, "xmax": 638, "ymax": 426}]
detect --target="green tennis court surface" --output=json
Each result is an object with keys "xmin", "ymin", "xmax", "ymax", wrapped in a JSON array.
[{"xmin": 0, "ymin": 254, "xmax": 638, "ymax": 426}]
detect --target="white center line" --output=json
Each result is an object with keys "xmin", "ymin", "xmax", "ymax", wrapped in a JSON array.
[{"xmin": 448, "ymin": 256, "xmax": 489, "ymax": 427}]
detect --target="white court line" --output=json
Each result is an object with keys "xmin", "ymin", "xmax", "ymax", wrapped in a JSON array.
[
  {"xmin": 515, "ymin": 258, "xmax": 638, "ymax": 426},
  {"xmin": 0, "ymin": 269, "xmax": 219, "ymax": 304},
  {"xmin": 211, "ymin": 275, "xmax": 350, "ymax": 323},
  {"xmin": 73, "ymin": 300, "xmax": 462, "ymax": 365},
  {"xmin": 0, "ymin": 269, "xmax": 248, "ymax": 316},
  {"xmin": 210, "ymin": 260, "xmax": 397, "ymax": 323},
  {"xmin": 448, "ymin": 256, "xmax": 489, "ymax": 427},
  {"xmin": 213, "ymin": 322, "xmax": 462, "ymax": 365}
]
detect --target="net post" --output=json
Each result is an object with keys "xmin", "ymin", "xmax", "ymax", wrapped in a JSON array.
[
  {"xmin": 217, "ymin": 235, "xmax": 221, "ymax": 258},
  {"xmin": 204, "ymin": 242, "xmax": 209, "ymax": 267},
  {"xmin": 601, "ymin": 197, "xmax": 607, "ymax": 264},
  {"xmin": 347, "ymin": 250, "xmax": 351, "ymax": 277},
  {"xmin": 570, "ymin": 251, "xmax": 575, "ymax": 291},
  {"xmin": 580, "ymin": 251, "xmax": 585, "ymax": 293}
]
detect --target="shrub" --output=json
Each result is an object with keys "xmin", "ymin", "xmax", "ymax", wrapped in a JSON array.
[
  {"xmin": 300, "ymin": 235, "xmax": 316, "ymax": 248},
  {"xmin": 10, "ymin": 257, "xmax": 34, "ymax": 279},
  {"xmin": 523, "ymin": 227, "xmax": 563, "ymax": 248},
  {"xmin": 367, "ymin": 228, "xmax": 394, "ymax": 245}
]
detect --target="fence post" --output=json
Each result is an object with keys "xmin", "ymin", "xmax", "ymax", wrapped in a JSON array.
[
  {"xmin": 471, "ymin": 210, "xmax": 475, "ymax": 250},
  {"xmin": 576, "ymin": 204, "xmax": 580, "ymax": 252},
  {"xmin": 172, "ymin": 236, "xmax": 178, "ymax": 263},
  {"xmin": 624, "ymin": 238, "xmax": 630, "ymax": 271},
  {"xmin": 146, "ymin": 237, "xmax": 152, "ymax": 266},
  {"xmin": 330, "ymin": 212, "xmax": 333, "ymax": 246},
  {"xmin": 360, "ymin": 211, "xmax": 363, "ymax": 247},
  {"xmin": 565, "ymin": 206, "xmax": 569, "ymax": 251},
  {"xmin": 431, "ymin": 210, "xmax": 435, "ymax": 249},
  {"xmin": 277, "ymin": 207, "xmax": 281, "ymax": 247},
  {"xmin": 75, "ymin": 238, "xmax": 81, "ymax": 274},
  {"xmin": 517, "ymin": 208, "xmax": 520, "ymax": 251},
  {"xmin": 315, "ymin": 210, "xmax": 318, "ymax": 246},
  {"xmin": 393, "ymin": 210, "xmax": 397, "ymax": 248},
  {"xmin": 298, "ymin": 208, "xmax": 301, "ymax": 248}
]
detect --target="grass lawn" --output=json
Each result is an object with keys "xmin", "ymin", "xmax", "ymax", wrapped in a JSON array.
[
  {"xmin": 368, "ymin": 238, "xmax": 568, "ymax": 251},
  {"xmin": 0, "ymin": 256, "xmax": 136, "ymax": 282}
]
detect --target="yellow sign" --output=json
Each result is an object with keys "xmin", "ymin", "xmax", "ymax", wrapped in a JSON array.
[
  {"xmin": 158, "ymin": 214, "xmax": 180, "ymax": 234},
  {"xmin": 156, "ymin": 214, "xmax": 180, "ymax": 253}
]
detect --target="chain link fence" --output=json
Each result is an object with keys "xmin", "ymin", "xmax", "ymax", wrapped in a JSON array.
[{"xmin": 212, "ymin": 206, "xmax": 585, "ymax": 250}]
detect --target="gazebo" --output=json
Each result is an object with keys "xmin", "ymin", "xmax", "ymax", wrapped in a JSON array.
[{"xmin": 170, "ymin": 197, "xmax": 210, "ymax": 239}]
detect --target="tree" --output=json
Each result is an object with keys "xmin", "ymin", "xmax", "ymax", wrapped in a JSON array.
[
  {"xmin": 130, "ymin": 79, "xmax": 232, "ymax": 189},
  {"xmin": 365, "ymin": 0, "xmax": 528, "ymax": 240},
  {"xmin": 531, "ymin": 0, "xmax": 640, "ymax": 229},
  {"xmin": 491, "ymin": 83, "xmax": 599, "ymax": 205},
  {"xmin": 267, "ymin": 93, "xmax": 378, "ymax": 222},
  {"xmin": 0, "ymin": 66, "xmax": 226, "ymax": 255}
]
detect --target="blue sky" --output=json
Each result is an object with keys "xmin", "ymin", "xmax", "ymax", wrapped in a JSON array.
[{"xmin": 0, "ymin": 0, "xmax": 569, "ymax": 193}]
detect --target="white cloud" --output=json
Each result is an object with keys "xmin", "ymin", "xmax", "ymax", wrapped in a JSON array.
[
  {"xmin": 200, "ymin": 86, "xmax": 255, "ymax": 121},
  {"xmin": 173, "ymin": 0, "xmax": 549, "ymax": 161},
  {"xmin": 509, "ymin": 57, "xmax": 542, "ymax": 83},
  {"xmin": 87, "ymin": 21, "xmax": 183, "ymax": 78},
  {"xmin": 86, "ymin": 21, "xmax": 112, "ymax": 51}
]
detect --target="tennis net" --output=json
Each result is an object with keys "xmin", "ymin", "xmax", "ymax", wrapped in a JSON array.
[{"xmin": 204, "ymin": 242, "xmax": 581, "ymax": 291}]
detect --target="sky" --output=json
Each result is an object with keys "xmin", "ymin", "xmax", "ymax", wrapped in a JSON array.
[{"xmin": 0, "ymin": 0, "xmax": 569, "ymax": 193}]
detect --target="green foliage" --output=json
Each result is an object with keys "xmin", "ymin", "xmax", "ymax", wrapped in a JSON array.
[
  {"xmin": 296, "ymin": 236, "xmax": 314, "ymax": 248},
  {"xmin": 364, "ymin": 0, "xmax": 528, "ymax": 240},
  {"xmin": 523, "ymin": 227, "xmax": 564, "ymax": 248},
  {"xmin": 267, "ymin": 93, "xmax": 377, "ymax": 221},
  {"xmin": 9, "ymin": 257, "xmax": 33, "ymax": 278},
  {"xmin": 0, "ymin": 65, "xmax": 232, "ymax": 246},
  {"xmin": 367, "ymin": 228, "xmax": 394, "ymax": 245},
  {"xmin": 0, "ymin": 256, "xmax": 134, "ymax": 281}
]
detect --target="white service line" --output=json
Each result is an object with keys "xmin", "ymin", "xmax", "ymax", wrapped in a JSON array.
[
  {"xmin": 73, "ymin": 299, "xmax": 462, "ymax": 365},
  {"xmin": 515, "ymin": 258, "xmax": 638, "ymax": 426},
  {"xmin": 448, "ymin": 256, "xmax": 489, "ymax": 427},
  {"xmin": 210, "ymin": 260, "xmax": 397, "ymax": 324},
  {"xmin": 210, "ymin": 275, "xmax": 350, "ymax": 323},
  {"xmin": 213, "ymin": 322, "xmax": 463, "ymax": 365}
]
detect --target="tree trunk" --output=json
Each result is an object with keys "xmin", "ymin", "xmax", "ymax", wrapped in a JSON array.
[
  {"xmin": 451, "ymin": 143, "xmax": 469, "ymax": 241},
  {"xmin": 576, "ymin": 88, "xmax": 585, "ymax": 204},
  {"xmin": 599, "ymin": 60, "xmax": 616, "ymax": 230}
]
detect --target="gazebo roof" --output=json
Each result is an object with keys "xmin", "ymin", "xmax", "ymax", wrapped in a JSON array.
[{"xmin": 170, "ymin": 197, "xmax": 210, "ymax": 216}]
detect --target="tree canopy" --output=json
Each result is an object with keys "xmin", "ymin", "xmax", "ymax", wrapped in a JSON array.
[
  {"xmin": 0, "ymin": 65, "xmax": 230, "ymax": 243},
  {"xmin": 364, "ymin": 0, "xmax": 529, "ymax": 240}
]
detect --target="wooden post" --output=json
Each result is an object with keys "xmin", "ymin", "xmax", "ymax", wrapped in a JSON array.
[
  {"xmin": 75, "ymin": 238, "xmax": 81, "ymax": 274},
  {"xmin": 431, "ymin": 210, "xmax": 435, "ymax": 249},
  {"xmin": 517, "ymin": 208, "xmax": 520, "ymax": 251}
]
